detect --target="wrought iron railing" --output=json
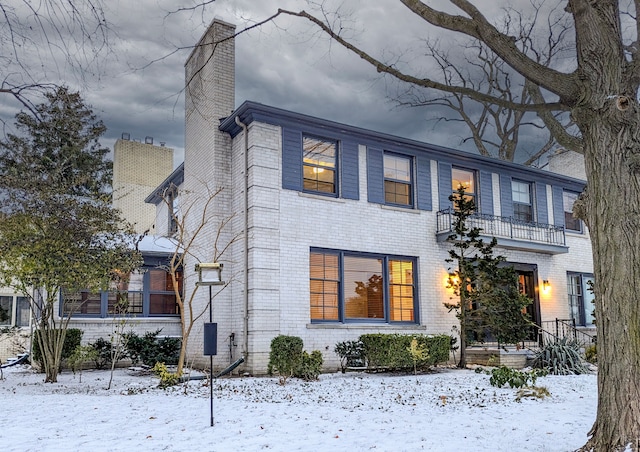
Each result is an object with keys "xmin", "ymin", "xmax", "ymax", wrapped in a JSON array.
[
  {"xmin": 437, "ymin": 208, "xmax": 566, "ymax": 247},
  {"xmin": 540, "ymin": 318, "xmax": 596, "ymax": 348}
]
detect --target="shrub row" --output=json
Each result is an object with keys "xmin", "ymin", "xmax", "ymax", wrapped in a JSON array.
[
  {"xmin": 32, "ymin": 328, "xmax": 181, "ymax": 371},
  {"xmin": 335, "ymin": 333, "xmax": 451, "ymax": 373}
]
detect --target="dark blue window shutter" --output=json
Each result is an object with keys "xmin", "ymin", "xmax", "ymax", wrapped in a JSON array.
[
  {"xmin": 499, "ymin": 174, "xmax": 514, "ymax": 218},
  {"xmin": 438, "ymin": 162, "xmax": 452, "ymax": 210},
  {"xmin": 479, "ymin": 171, "xmax": 493, "ymax": 215},
  {"xmin": 416, "ymin": 155, "xmax": 432, "ymax": 211},
  {"xmin": 535, "ymin": 183, "xmax": 548, "ymax": 224},
  {"xmin": 341, "ymin": 140, "xmax": 359, "ymax": 200},
  {"xmin": 552, "ymin": 185, "xmax": 565, "ymax": 227},
  {"xmin": 282, "ymin": 128, "xmax": 302, "ymax": 191},
  {"xmin": 367, "ymin": 147, "xmax": 384, "ymax": 204}
]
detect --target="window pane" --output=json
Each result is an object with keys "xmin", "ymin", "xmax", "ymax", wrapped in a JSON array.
[
  {"xmin": 108, "ymin": 291, "xmax": 143, "ymax": 315},
  {"xmin": 384, "ymin": 154, "xmax": 411, "ymax": 181},
  {"xmin": 384, "ymin": 180, "xmax": 411, "ymax": 206},
  {"xmin": 0, "ymin": 296, "xmax": 13, "ymax": 325},
  {"xmin": 452, "ymin": 168, "xmax": 475, "ymax": 194},
  {"xmin": 16, "ymin": 297, "xmax": 30, "ymax": 327},
  {"xmin": 63, "ymin": 291, "xmax": 101, "ymax": 315},
  {"xmin": 149, "ymin": 294, "xmax": 179, "ymax": 315},
  {"xmin": 512, "ymin": 181, "xmax": 531, "ymax": 203},
  {"xmin": 344, "ymin": 256, "xmax": 383, "ymax": 319},
  {"xmin": 389, "ymin": 260, "xmax": 415, "ymax": 322},
  {"xmin": 309, "ymin": 252, "xmax": 340, "ymax": 321},
  {"xmin": 303, "ymin": 136, "xmax": 337, "ymax": 194},
  {"xmin": 564, "ymin": 191, "xmax": 582, "ymax": 231}
]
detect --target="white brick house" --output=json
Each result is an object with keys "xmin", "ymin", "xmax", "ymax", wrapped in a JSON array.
[{"xmin": 143, "ymin": 19, "xmax": 595, "ymax": 375}]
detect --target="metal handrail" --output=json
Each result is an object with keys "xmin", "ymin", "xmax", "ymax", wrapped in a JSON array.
[{"xmin": 437, "ymin": 208, "xmax": 566, "ymax": 247}]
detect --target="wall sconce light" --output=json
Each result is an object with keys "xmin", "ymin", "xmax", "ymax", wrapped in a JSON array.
[
  {"xmin": 195, "ymin": 262, "xmax": 225, "ymax": 286},
  {"xmin": 542, "ymin": 280, "xmax": 550, "ymax": 292}
]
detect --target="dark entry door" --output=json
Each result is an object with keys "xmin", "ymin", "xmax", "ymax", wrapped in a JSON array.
[{"xmin": 517, "ymin": 270, "xmax": 541, "ymax": 342}]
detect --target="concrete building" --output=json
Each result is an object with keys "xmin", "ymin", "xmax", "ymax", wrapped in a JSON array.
[{"xmin": 113, "ymin": 137, "xmax": 174, "ymax": 234}]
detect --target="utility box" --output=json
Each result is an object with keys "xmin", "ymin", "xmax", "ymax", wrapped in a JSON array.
[{"xmin": 203, "ymin": 323, "xmax": 218, "ymax": 356}]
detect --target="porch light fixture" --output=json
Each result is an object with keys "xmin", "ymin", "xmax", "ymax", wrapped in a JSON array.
[
  {"xmin": 542, "ymin": 280, "xmax": 550, "ymax": 291},
  {"xmin": 195, "ymin": 262, "xmax": 225, "ymax": 286}
]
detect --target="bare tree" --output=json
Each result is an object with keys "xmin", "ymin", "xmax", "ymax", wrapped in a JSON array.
[
  {"xmin": 272, "ymin": 2, "xmax": 640, "ymax": 450},
  {"xmin": 160, "ymin": 184, "xmax": 239, "ymax": 377},
  {"xmin": 0, "ymin": 0, "xmax": 111, "ymax": 118}
]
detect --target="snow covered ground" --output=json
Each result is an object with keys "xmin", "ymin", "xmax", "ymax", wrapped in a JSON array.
[{"xmin": 0, "ymin": 364, "xmax": 596, "ymax": 451}]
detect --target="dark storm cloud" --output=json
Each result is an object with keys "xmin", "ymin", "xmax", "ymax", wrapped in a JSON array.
[{"xmin": 0, "ymin": 0, "xmax": 547, "ymax": 165}]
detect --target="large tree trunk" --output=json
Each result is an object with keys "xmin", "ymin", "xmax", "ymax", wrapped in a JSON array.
[{"xmin": 579, "ymin": 111, "xmax": 640, "ymax": 451}]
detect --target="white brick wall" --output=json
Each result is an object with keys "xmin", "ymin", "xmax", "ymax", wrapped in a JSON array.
[{"xmin": 179, "ymin": 19, "xmax": 595, "ymax": 375}]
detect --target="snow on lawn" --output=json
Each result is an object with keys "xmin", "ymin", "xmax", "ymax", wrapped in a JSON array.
[{"xmin": 0, "ymin": 365, "xmax": 596, "ymax": 451}]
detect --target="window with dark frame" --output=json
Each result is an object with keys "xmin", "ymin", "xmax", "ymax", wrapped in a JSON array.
[
  {"xmin": 62, "ymin": 268, "xmax": 182, "ymax": 317},
  {"xmin": 303, "ymin": 136, "xmax": 337, "ymax": 195},
  {"xmin": 0, "ymin": 296, "xmax": 13, "ymax": 325},
  {"xmin": 309, "ymin": 250, "xmax": 417, "ymax": 324},
  {"xmin": 384, "ymin": 153, "xmax": 413, "ymax": 207},
  {"xmin": 451, "ymin": 167, "xmax": 477, "ymax": 209},
  {"xmin": 567, "ymin": 272, "xmax": 595, "ymax": 326},
  {"xmin": 563, "ymin": 191, "xmax": 582, "ymax": 232},
  {"xmin": 512, "ymin": 180, "xmax": 534, "ymax": 222}
]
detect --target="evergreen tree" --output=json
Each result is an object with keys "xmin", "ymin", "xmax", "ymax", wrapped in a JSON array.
[
  {"xmin": 0, "ymin": 87, "xmax": 140, "ymax": 382},
  {"xmin": 445, "ymin": 186, "xmax": 531, "ymax": 368}
]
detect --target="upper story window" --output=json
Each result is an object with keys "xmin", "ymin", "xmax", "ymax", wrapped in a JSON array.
[
  {"xmin": 512, "ymin": 180, "xmax": 533, "ymax": 222},
  {"xmin": 167, "ymin": 187, "xmax": 179, "ymax": 236},
  {"xmin": 384, "ymin": 153, "xmax": 413, "ymax": 207},
  {"xmin": 310, "ymin": 249, "xmax": 417, "ymax": 324},
  {"xmin": 451, "ymin": 167, "xmax": 476, "ymax": 209},
  {"xmin": 303, "ymin": 136, "xmax": 337, "ymax": 195},
  {"xmin": 563, "ymin": 191, "xmax": 582, "ymax": 232}
]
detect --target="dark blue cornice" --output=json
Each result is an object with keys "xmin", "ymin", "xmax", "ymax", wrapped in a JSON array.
[{"xmin": 220, "ymin": 101, "xmax": 586, "ymax": 191}]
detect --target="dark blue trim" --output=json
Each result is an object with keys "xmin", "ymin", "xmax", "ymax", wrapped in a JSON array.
[
  {"xmin": 341, "ymin": 140, "xmax": 359, "ymax": 200},
  {"xmin": 535, "ymin": 183, "xmax": 548, "ymax": 224},
  {"xmin": 367, "ymin": 147, "xmax": 385, "ymax": 204},
  {"xmin": 220, "ymin": 101, "xmax": 586, "ymax": 192},
  {"xmin": 552, "ymin": 185, "xmax": 565, "ymax": 227},
  {"xmin": 438, "ymin": 162, "xmax": 452, "ymax": 210},
  {"xmin": 479, "ymin": 171, "xmax": 493, "ymax": 215},
  {"xmin": 282, "ymin": 128, "xmax": 303, "ymax": 191},
  {"xmin": 145, "ymin": 163, "xmax": 185, "ymax": 205},
  {"xmin": 416, "ymin": 155, "xmax": 432, "ymax": 211},
  {"xmin": 499, "ymin": 174, "xmax": 514, "ymax": 218}
]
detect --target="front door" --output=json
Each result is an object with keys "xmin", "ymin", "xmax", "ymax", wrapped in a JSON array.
[{"xmin": 516, "ymin": 268, "xmax": 541, "ymax": 343}]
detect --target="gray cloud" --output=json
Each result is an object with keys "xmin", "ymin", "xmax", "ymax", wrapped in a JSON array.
[{"xmin": 1, "ymin": 0, "xmax": 555, "ymax": 166}]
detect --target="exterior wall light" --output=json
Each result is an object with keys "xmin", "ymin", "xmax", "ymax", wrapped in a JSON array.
[{"xmin": 542, "ymin": 280, "xmax": 550, "ymax": 292}]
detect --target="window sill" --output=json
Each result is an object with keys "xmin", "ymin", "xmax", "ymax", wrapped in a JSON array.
[
  {"xmin": 64, "ymin": 316, "xmax": 180, "ymax": 322},
  {"xmin": 307, "ymin": 323, "xmax": 426, "ymax": 330},
  {"xmin": 380, "ymin": 204, "xmax": 421, "ymax": 214},
  {"xmin": 298, "ymin": 191, "xmax": 346, "ymax": 203}
]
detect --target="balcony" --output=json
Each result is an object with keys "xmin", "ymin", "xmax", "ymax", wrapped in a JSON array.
[{"xmin": 436, "ymin": 209, "xmax": 568, "ymax": 255}]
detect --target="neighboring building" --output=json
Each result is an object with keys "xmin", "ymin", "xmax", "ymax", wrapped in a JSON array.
[
  {"xmin": 113, "ymin": 137, "xmax": 174, "ymax": 234},
  {"xmin": 142, "ymin": 19, "xmax": 594, "ymax": 375}
]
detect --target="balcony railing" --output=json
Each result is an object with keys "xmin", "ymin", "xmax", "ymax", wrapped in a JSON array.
[{"xmin": 436, "ymin": 208, "xmax": 566, "ymax": 249}]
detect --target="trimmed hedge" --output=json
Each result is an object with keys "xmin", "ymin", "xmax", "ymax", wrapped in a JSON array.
[{"xmin": 359, "ymin": 333, "xmax": 451, "ymax": 371}]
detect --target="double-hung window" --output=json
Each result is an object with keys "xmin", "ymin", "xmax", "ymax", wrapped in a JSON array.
[
  {"xmin": 567, "ymin": 272, "xmax": 595, "ymax": 326},
  {"xmin": 310, "ymin": 249, "xmax": 417, "ymax": 323},
  {"xmin": 384, "ymin": 153, "xmax": 412, "ymax": 207},
  {"xmin": 563, "ymin": 191, "xmax": 582, "ymax": 232},
  {"xmin": 512, "ymin": 180, "xmax": 533, "ymax": 222},
  {"xmin": 451, "ymin": 167, "xmax": 477, "ymax": 209},
  {"xmin": 303, "ymin": 136, "xmax": 337, "ymax": 195}
]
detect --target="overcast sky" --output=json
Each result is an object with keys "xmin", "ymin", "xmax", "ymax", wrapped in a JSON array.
[{"xmin": 1, "ymin": 0, "xmax": 555, "ymax": 167}]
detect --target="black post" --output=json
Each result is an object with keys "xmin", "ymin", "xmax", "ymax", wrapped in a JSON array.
[{"xmin": 209, "ymin": 284, "xmax": 213, "ymax": 427}]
